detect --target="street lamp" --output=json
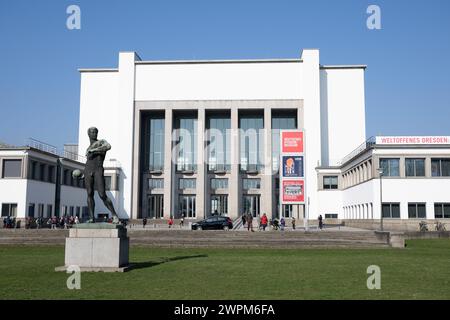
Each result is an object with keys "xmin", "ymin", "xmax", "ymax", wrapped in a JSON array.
[{"xmin": 377, "ymin": 168, "xmax": 384, "ymax": 231}]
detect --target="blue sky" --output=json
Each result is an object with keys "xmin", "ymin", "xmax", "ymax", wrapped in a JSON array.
[{"xmin": 1, "ymin": 0, "xmax": 449, "ymax": 150}]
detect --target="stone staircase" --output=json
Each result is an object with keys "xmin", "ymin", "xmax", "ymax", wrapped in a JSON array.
[{"xmin": 0, "ymin": 228, "xmax": 392, "ymax": 248}]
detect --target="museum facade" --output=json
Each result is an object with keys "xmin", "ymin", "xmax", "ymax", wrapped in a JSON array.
[{"xmin": 77, "ymin": 49, "xmax": 367, "ymax": 220}]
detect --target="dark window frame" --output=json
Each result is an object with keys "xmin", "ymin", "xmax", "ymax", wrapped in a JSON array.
[
  {"xmin": 2, "ymin": 159, "xmax": 22, "ymax": 178},
  {"xmin": 405, "ymin": 158, "xmax": 425, "ymax": 177},
  {"xmin": 408, "ymin": 203, "xmax": 426, "ymax": 219},
  {"xmin": 323, "ymin": 176, "xmax": 338, "ymax": 189},
  {"xmin": 382, "ymin": 203, "xmax": 401, "ymax": 218}
]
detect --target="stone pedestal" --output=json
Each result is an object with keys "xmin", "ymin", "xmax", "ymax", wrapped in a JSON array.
[{"xmin": 55, "ymin": 223, "xmax": 130, "ymax": 272}]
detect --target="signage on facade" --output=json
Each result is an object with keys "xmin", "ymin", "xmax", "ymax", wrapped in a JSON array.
[
  {"xmin": 280, "ymin": 130, "xmax": 305, "ymax": 205},
  {"xmin": 376, "ymin": 136, "xmax": 450, "ymax": 145},
  {"xmin": 282, "ymin": 180, "xmax": 305, "ymax": 202},
  {"xmin": 281, "ymin": 131, "xmax": 304, "ymax": 153},
  {"xmin": 282, "ymin": 155, "xmax": 304, "ymax": 178}
]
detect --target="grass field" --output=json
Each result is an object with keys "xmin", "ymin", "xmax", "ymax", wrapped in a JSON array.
[{"xmin": 0, "ymin": 239, "xmax": 449, "ymax": 300}]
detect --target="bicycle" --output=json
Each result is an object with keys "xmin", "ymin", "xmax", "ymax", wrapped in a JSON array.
[
  {"xmin": 435, "ymin": 221, "xmax": 446, "ymax": 231},
  {"xmin": 419, "ymin": 221, "xmax": 428, "ymax": 232}
]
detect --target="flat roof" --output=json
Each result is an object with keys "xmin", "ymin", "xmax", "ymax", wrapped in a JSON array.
[{"xmin": 320, "ymin": 65, "xmax": 367, "ymax": 70}]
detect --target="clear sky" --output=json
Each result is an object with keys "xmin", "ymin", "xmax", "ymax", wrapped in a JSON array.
[{"xmin": 1, "ymin": 0, "xmax": 449, "ymax": 150}]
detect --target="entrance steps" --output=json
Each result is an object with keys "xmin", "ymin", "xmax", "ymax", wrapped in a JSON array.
[{"xmin": 0, "ymin": 228, "xmax": 391, "ymax": 248}]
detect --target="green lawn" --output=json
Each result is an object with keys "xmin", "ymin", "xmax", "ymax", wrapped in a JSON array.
[{"xmin": 0, "ymin": 239, "xmax": 449, "ymax": 300}]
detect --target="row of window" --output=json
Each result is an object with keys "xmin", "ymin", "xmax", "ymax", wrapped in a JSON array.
[
  {"xmin": 144, "ymin": 112, "xmax": 297, "ymax": 174},
  {"xmin": 378, "ymin": 203, "xmax": 450, "ymax": 219},
  {"xmin": 0, "ymin": 203, "xmax": 89, "ymax": 218},
  {"xmin": 380, "ymin": 158, "xmax": 450, "ymax": 177},
  {"xmin": 147, "ymin": 178, "xmax": 258, "ymax": 191}
]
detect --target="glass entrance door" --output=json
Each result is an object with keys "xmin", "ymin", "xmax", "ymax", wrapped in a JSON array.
[
  {"xmin": 148, "ymin": 195, "xmax": 164, "ymax": 219},
  {"xmin": 243, "ymin": 195, "xmax": 260, "ymax": 217},
  {"xmin": 211, "ymin": 195, "xmax": 228, "ymax": 216}
]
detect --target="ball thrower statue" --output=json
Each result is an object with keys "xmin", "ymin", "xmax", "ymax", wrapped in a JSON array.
[{"xmin": 72, "ymin": 127, "xmax": 120, "ymax": 224}]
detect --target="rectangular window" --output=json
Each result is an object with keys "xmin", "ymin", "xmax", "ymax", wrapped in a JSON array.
[
  {"xmin": 38, "ymin": 203, "xmax": 44, "ymax": 218},
  {"xmin": 148, "ymin": 178, "xmax": 164, "ymax": 189},
  {"xmin": 243, "ymin": 178, "xmax": 261, "ymax": 190},
  {"xmin": 146, "ymin": 117, "xmax": 165, "ymax": 171},
  {"xmin": 82, "ymin": 206, "xmax": 89, "ymax": 219},
  {"xmin": 379, "ymin": 158, "xmax": 400, "ymax": 177},
  {"xmin": 240, "ymin": 114, "xmax": 264, "ymax": 172},
  {"xmin": 70, "ymin": 206, "xmax": 74, "ymax": 216},
  {"xmin": 76, "ymin": 207, "xmax": 80, "ymax": 217},
  {"xmin": 47, "ymin": 204, "xmax": 53, "ymax": 218},
  {"xmin": 207, "ymin": 115, "xmax": 231, "ymax": 172},
  {"xmin": 179, "ymin": 178, "xmax": 196, "ymax": 189},
  {"xmin": 39, "ymin": 163, "xmax": 46, "ymax": 181},
  {"xmin": 28, "ymin": 203, "xmax": 35, "ymax": 218},
  {"xmin": 408, "ymin": 203, "xmax": 426, "ymax": 218},
  {"xmin": 1, "ymin": 203, "xmax": 17, "ymax": 217},
  {"xmin": 63, "ymin": 169, "xmax": 69, "ymax": 185},
  {"xmin": 179, "ymin": 195, "xmax": 196, "ymax": 218},
  {"xmin": 175, "ymin": 116, "xmax": 198, "ymax": 172},
  {"xmin": 211, "ymin": 178, "xmax": 228, "ymax": 189},
  {"xmin": 382, "ymin": 203, "xmax": 400, "ymax": 218},
  {"xmin": 431, "ymin": 159, "xmax": 450, "ymax": 177},
  {"xmin": 323, "ymin": 176, "xmax": 338, "ymax": 189},
  {"xmin": 405, "ymin": 158, "xmax": 425, "ymax": 177},
  {"xmin": 48, "ymin": 165, "xmax": 55, "ymax": 183},
  {"xmin": 2, "ymin": 159, "xmax": 22, "ymax": 178},
  {"xmin": 434, "ymin": 203, "xmax": 450, "ymax": 219},
  {"xmin": 30, "ymin": 161, "xmax": 37, "ymax": 179},
  {"xmin": 211, "ymin": 195, "xmax": 228, "ymax": 215},
  {"xmin": 325, "ymin": 214, "xmax": 338, "ymax": 219},
  {"xmin": 104, "ymin": 176, "xmax": 112, "ymax": 191}
]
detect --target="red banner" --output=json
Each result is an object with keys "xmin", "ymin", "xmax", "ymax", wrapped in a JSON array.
[
  {"xmin": 282, "ymin": 180, "xmax": 305, "ymax": 203},
  {"xmin": 281, "ymin": 131, "xmax": 304, "ymax": 153}
]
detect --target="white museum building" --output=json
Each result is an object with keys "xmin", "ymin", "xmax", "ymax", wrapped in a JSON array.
[{"xmin": 1, "ymin": 49, "xmax": 449, "ymax": 227}]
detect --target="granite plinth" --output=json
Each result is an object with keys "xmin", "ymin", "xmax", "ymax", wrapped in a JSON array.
[{"xmin": 56, "ymin": 224, "xmax": 129, "ymax": 272}]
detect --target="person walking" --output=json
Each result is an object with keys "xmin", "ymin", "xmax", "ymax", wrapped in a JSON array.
[
  {"xmin": 247, "ymin": 213, "xmax": 254, "ymax": 232},
  {"xmin": 168, "ymin": 217, "xmax": 174, "ymax": 229},
  {"xmin": 143, "ymin": 217, "xmax": 147, "ymax": 228},
  {"xmin": 241, "ymin": 213, "xmax": 246, "ymax": 229},
  {"xmin": 292, "ymin": 217, "xmax": 296, "ymax": 230},
  {"xmin": 318, "ymin": 214, "xmax": 323, "ymax": 230},
  {"xmin": 260, "ymin": 213, "xmax": 268, "ymax": 231},
  {"xmin": 280, "ymin": 217, "xmax": 286, "ymax": 231},
  {"xmin": 180, "ymin": 214, "xmax": 185, "ymax": 228},
  {"xmin": 74, "ymin": 216, "xmax": 79, "ymax": 225}
]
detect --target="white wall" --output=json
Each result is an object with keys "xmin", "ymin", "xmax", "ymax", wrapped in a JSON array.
[
  {"xmin": 317, "ymin": 190, "xmax": 342, "ymax": 217},
  {"xmin": 135, "ymin": 62, "xmax": 303, "ymax": 101},
  {"xmin": 320, "ymin": 68, "xmax": 366, "ymax": 166},
  {"xmin": 302, "ymin": 49, "xmax": 322, "ymax": 223},
  {"xmin": 0, "ymin": 180, "xmax": 27, "ymax": 218},
  {"xmin": 379, "ymin": 179, "xmax": 450, "ymax": 219}
]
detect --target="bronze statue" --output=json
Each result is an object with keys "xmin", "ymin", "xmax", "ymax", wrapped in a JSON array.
[{"xmin": 74, "ymin": 127, "xmax": 120, "ymax": 223}]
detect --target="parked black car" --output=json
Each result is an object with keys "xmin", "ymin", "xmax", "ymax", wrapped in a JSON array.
[{"xmin": 191, "ymin": 216, "xmax": 233, "ymax": 230}]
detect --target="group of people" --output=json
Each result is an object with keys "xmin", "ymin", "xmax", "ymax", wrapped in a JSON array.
[
  {"xmin": 27, "ymin": 215, "xmax": 79, "ymax": 229},
  {"xmin": 2, "ymin": 216, "xmax": 16, "ymax": 228},
  {"xmin": 241, "ymin": 214, "xmax": 324, "ymax": 231}
]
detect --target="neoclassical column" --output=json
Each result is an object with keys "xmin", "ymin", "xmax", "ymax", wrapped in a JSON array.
[
  {"xmin": 196, "ymin": 108, "xmax": 206, "ymax": 219},
  {"xmin": 163, "ymin": 108, "xmax": 173, "ymax": 219},
  {"xmin": 229, "ymin": 107, "xmax": 240, "ymax": 219},
  {"xmin": 263, "ymin": 107, "xmax": 273, "ymax": 218}
]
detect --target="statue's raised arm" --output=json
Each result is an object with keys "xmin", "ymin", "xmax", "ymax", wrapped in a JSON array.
[{"xmin": 86, "ymin": 139, "xmax": 111, "ymax": 155}]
